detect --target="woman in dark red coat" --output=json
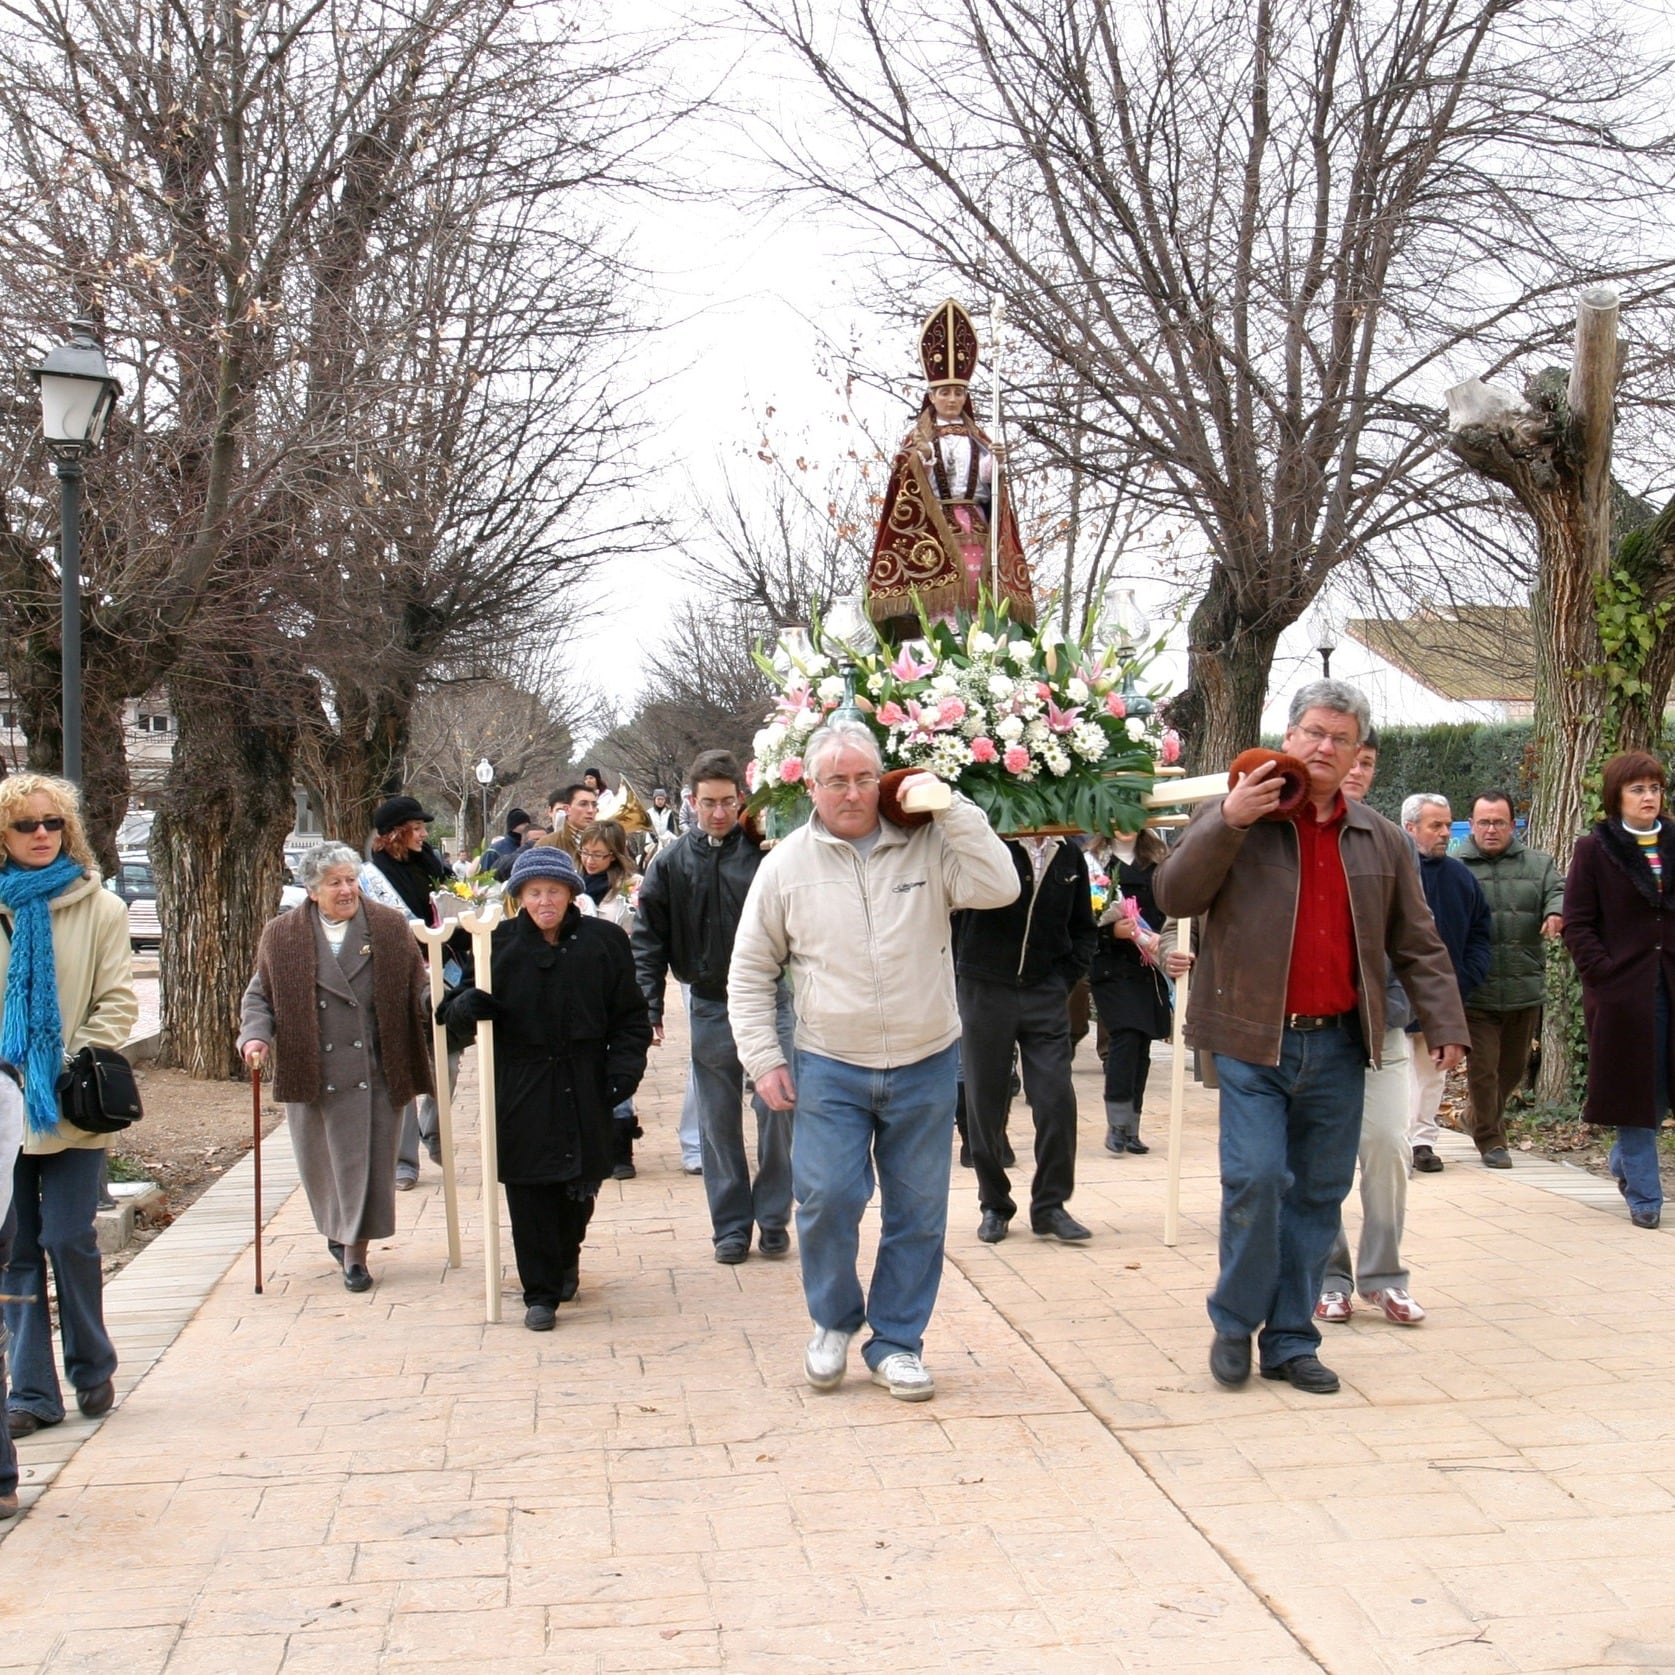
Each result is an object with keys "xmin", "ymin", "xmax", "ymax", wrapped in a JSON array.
[{"xmin": 1562, "ymin": 751, "xmax": 1675, "ymax": 1229}]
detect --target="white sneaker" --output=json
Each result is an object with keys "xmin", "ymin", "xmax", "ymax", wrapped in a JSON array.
[
  {"xmin": 804, "ymin": 1327, "xmax": 854, "ymax": 1391},
  {"xmin": 1361, "ymin": 1287, "xmax": 1426, "ymax": 1325},
  {"xmin": 869, "ymin": 1352, "xmax": 935, "ymax": 1402}
]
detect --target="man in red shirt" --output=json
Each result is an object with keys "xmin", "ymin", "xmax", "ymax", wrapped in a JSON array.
[{"xmin": 1155, "ymin": 682, "xmax": 1468, "ymax": 1394}]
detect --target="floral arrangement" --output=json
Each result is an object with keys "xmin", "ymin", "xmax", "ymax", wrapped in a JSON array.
[{"xmin": 748, "ymin": 602, "xmax": 1178, "ymax": 835}]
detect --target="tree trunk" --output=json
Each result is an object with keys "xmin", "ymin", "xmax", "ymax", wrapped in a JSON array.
[
  {"xmin": 1170, "ymin": 570, "xmax": 1285, "ymax": 772},
  {"xmin": 153, "ymin": 657, "xmax": 298, "ymax": 1079}
]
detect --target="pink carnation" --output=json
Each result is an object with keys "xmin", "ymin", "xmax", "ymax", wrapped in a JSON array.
[
  {"xmin": 937, "ymin": 697, "xmax": 967, "ymax": 726},
  {"xmin": 1105, "ymin": 692, "xmax": 1127, "ymax": 720},
  {"xmin": 970, "ymin": 736, "xmax": 998, "ymax": 764},
  {"xmin": 876, "ymin": 700, "xmax": 905, "ymax": 727},
  {"xmin": 745, "ymin": 760, "xmax": 759, "ymax": 790},
  {"xmin": 778, "ymin": 757, "xmax": 804, "ymax": 785},
  {"xmin": 1003, "ymin": 745, "xmax": 1031, "ymax": 775},
  {"xmin": 1161, "ymin": 729, "xmax": 1181, "ymax": 766}
]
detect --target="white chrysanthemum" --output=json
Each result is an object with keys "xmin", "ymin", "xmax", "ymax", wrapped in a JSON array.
[
  {"xmin": 1071, "ymin": 721, "xmax": 1107, "ymax": 761},
  {"xmin": 996, "ymin": 714, "xmax": 1025, "ymax": 742},
  {"xmin": 1044, "ymin": 744, "xmax": 1073, "ymax": 777},
  {"xmin": 929, "ymin": 736, "xmax": 972, "ymax": 777},
  {"xmin": 986, "ymin": 673, "xmax": 1014, "ymax": 701}
]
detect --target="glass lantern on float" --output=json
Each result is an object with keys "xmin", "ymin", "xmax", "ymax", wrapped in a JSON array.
[
  {"xmin": 1098, "ymin": 586, "xmax": 1155, "ymax": 720},
  {"xmin": 819, "ymin": 594, "xmax": 879, "ymax": 725}
]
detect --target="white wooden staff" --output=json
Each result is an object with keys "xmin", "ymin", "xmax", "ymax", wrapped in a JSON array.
[
  {"xmin": 410, "ymin": 918, "xmax": 462, "ymax": 1270},
  {"xmin": 459, "ymin": 900, "xmax": 504, "ymax": 1323},
  {"xmin": 987, "ymin": 294, "xmax": 1006, "ymax": 603},
  {"xmin": 1141, "ymin": 768, "xmax": 1226, "ymax": 1246}
]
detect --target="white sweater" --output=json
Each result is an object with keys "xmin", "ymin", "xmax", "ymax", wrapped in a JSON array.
[{"xmin": 728, "ymin": 794, "xmax": 1018, "ymax": 1076}]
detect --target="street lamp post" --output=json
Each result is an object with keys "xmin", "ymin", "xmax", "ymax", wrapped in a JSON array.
[
  {"xmin": 474, "ymin": 757, "xmax": 494, "ymax": 847},
  {"xmin": 29, "ymin": 320, "xmax": 121, "ymax": 785},
  {"xmin": 1099, "ymin": 586, "xmax": 1155, "ymax": 720},
  {"xmin": 1309, "ymin": 602, "xmax": 1344, "ymax": 680}
]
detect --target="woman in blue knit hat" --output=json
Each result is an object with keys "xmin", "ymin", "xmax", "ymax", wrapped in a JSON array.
[{"xmin": 442, "ymin": 846, "xmax": 652, "ymax": 1328}]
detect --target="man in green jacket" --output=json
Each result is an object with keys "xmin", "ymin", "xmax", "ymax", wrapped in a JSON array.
[{"xmin": 1455, "ymin": 791, "xmax": 1565, "ymax": 1166}]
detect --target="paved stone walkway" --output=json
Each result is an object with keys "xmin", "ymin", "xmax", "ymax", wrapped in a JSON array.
[{"xmin": 4, "ymin": 1014, "xmax": 1672, "ymax": 1673}]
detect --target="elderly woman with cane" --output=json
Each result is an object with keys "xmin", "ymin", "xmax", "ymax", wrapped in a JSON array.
[
  {"xmin": 239, "ymin": 843, "xmax": 433, "ymax": 1291},
  {"xmin": 0, "ymin": 773, "xmax": 136, "ymax": 1441},
  {"xmin": 442, "ymin": 848, "xmax": 651, "ymax": 1330}
]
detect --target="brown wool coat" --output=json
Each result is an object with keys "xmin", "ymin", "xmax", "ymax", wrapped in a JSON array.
[{"xmin": 250, "ymin": 898, "xmax": 432, "ymax": 1107}]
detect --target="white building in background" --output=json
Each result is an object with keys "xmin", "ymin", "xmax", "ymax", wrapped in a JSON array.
[{"xmin": 1261, "ymin": 604, "xmax": 1534, "ymax": 734}]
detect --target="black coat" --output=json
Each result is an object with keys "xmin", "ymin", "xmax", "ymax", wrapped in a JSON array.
[
  {"xmin": 1563, "ymin": 819, "xmax": 1675, "ymax": 1129},
  {"xmin": 954, "ymin": 838, "xmax": 1096, "ymax": 989},
  {"xmin": 632, "ymin": 823, "xmax": 767, "ymax": 1021},
  {"xmin": 447, "ymin": 908, "xmax": 652, "ymax": 1183},
  {"xmin": 1088, "ymin": 857, "xmax": 1171, "ymax": 1039}
]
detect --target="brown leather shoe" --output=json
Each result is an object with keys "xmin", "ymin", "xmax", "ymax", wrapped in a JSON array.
[{"xmin": 76, "ymin": 1378, "xmax": 116, "ymax": 1419}]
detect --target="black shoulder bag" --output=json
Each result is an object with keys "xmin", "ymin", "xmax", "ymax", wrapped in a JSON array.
[{"xmin": 59, "ymin": 1045, "xmax": 144, "ymax": 1135}]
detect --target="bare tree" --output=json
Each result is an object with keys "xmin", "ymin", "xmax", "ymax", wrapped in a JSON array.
[
  {"xmin": 0, "ymin": 0, "xmax": 673, "ymax": 1074},
  {"xmin": 745, "ymin": 0, "xmax": 1675, "ymax": 766}
]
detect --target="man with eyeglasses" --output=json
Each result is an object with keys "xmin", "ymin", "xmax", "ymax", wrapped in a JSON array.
[
  {"xmin": 1455, "ymin": 791, "xmax": 1565, "ymax": 1168},
  {"xmin": 633, "ymin": 750, "xmax": 795, "ymax": 1262},
  {"xmin": 1154, "ymin": 680, "xmax": 1468, "ymax": 1396},
  {"xmin": 729, "ymin": 719, "xmax": 1018, "ymax": 1403}
]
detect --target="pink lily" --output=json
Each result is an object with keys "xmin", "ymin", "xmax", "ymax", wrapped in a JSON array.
[
  {"xmin": 1045, "ymin": 697, "xmax": 1083, "ymax": 734},
  {"xmin": 889, "ymin": 645, "xmax": 937, "ymax": 681}
]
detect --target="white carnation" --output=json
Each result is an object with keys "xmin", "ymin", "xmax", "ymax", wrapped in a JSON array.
[
  {"xmin": 817, "ymin": 674, "xmax": 846, "ymax": 702},
  {"xmin": 1127, "ymin": 716, "xmax": 1149, "ymax": 741},
  {"xmin": 1066, "ymin": 677, "xmax": 1089, "ymax": 703},
  {"xmin": 987, "ymin": 673, "xmax": 1014, "ymax": 701},
  {"xmin": 1005, "ymin": 639, "xmax": 1034, "ymax": 666},
  {"xmin": 996, "ymin": 715, "xmax": 1025, "ymax": 742},
  {"xmin": 931, "ymin": 672, "xmax": 960, "ymax": 695},
  {"xmin": 969, "ymin": 629, "xmax": 998, "ymax": 655},
  {"xmin": 1024, "ymin": 719, "xmax": 1050, "ymax": 747}
]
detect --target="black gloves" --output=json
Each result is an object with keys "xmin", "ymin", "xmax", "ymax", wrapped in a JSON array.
[{"xmin": 441, "ymin": 987, "xmax": 501, "ymax": 1027}]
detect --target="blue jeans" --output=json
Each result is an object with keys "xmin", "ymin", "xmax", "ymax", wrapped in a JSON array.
[
  {"xmin": 1211, "ymin": 1021, "xmax": 1367, "ymax": 1368},
  {"xmin": 1611, "ymin": 979, "xmax": 1669, "ymax": 1215},
  {"xmin": 4, "ymin": 1148, "xmax": 118, "ymax": 1422},
  {"xmin": 0, "ymin": 1203, "xmax": 16, "ymax": 1496},
  {"xmin": 689, "ymin": 989, "xmax": 796, "ymax": 1246},
  {"xmin": 792, "ymin": 1042, "xmax": 957, "ymax": 1368}
]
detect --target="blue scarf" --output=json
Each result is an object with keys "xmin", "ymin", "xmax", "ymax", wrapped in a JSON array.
[{"xmin": 0, "ymin": 852, "xmax": 85, "ymax": 1134}]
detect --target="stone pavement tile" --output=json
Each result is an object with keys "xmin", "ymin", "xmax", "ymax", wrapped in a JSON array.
[
  {"xmin": 349, "ymin": 1531, "xmax": 510, "ymax": 1582},
  {"xmin": 392, "ymin": 1575, "xmax": 510, "ymax": 1613},
  {"xmin": 183, "ymin": 1580, "xmax": 395, "ymax": 1640},
  {"xmin": 381, "ymin": 1605, "xmax": 547, "ymax": 1659},
  {"xmin": 1480, "ymin": 1607, "xmax": 1675, "ymax": 1672},
  {"xmin": 163, "ymin": 1633, "xmax": 288, "ymax": 1675},
  {"xmin": 274, "ymin": 1627, "xmax": 392, "ymax": 1672},
  {"xmin": 39, "ymin": 1625, "xmax": 181, "ymax": 1674}
]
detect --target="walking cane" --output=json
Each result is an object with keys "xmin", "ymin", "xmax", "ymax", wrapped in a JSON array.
[
  {"xmin": 459, "ymin": 901, "xmax": 504, "ymax": 1323},
  {"xmin": 251, "ymin": 1063, "xmax": 264, "ymax": 1294},
  {"xmin": 411, "ymin": 920, "xmax": 462, "ymax": 1269}
]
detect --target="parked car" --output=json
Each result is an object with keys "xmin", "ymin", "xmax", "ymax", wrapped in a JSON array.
[{"xmin": 106, "ymin": 855, "xmax": 161, "ymax": 950}]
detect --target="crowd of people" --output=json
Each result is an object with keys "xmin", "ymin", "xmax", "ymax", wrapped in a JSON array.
[{"xmin": 2, "ymin": 695, "xmax": 1672, "ymax": 1519}]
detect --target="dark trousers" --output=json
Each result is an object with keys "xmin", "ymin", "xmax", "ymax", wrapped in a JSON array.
[
  {"xmin": 1464, "ymin": 1006, "xmax": 1540, "ymax": 1153},
  {"xmin": 0, "ymin": 1204, "xmax": 15, "ymax": 1499},
  {"xmin": 503, "ymin": 1183, "xmax": 595, "ymax": 1308},
  {"xmin": 1103, "ymin": 1028, "xmax": 1154, "ymax": 1113},
  {"xmin": 959, "ymin": 975, "xmax": 1078, "ymax": 1222}
]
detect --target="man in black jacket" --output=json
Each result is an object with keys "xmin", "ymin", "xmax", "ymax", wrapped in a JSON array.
[
  {"xmin": 957, "ymin": 836, "xmax": 1098, "ymax": 1243},
  {"xmin": 632, "ymin": 750, "xmax": 794, "ymax": 1263}
]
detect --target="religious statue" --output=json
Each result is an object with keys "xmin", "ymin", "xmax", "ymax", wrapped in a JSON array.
[{"xmin": 866, "ymin": 298, "xmax": 1034, "ymax": 642}]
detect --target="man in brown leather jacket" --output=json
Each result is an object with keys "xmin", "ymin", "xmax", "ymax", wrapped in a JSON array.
[{"xmin": 1154, "ymin": 681, "xmax": 1468, "ymax": 1395}]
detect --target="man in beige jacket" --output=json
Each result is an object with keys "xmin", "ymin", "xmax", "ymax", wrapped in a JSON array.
[{"xmin": 730, "ymin": 720, "xmax": 1017, "ymax": 1403}]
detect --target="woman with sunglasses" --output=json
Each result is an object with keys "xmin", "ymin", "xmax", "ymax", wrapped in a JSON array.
[
  {"xmin": 0, "ymin": 774, "xmax": 137, "ymax": 1439},
  {"xmin": 577, "ymin": 821, "xmax": 643, "ymax": 1177}
]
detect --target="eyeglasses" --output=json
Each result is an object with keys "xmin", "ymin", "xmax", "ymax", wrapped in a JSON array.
[
  {"xmin": 813, "ymin": 774, "xmax": 881, "ymax": 795},
  {"xmin": 8, "ymin": 817, "xmax": 66, "ymax": 834},
  {"xmin": 1293, "ymin": 725, "xmax": 1357, "ymax": 753},
  {"xmin": 1472, "ymin": 818, "xmax": 1512, "ymax": 830},
  {"xmin": 579, "ymin": 849, "xmax": 613, "ymax": 863},
  {"xmin": 696, "ymin": 797, "xmax": 740, "ymax": 813}
]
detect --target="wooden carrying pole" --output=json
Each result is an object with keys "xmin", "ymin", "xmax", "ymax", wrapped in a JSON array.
[
  {"xmin": 1142, "ymin": 767, "xmax": 1223, "ymax": 1246},
  {"xmin": 1162, "ymin": 918, "xmax": 1193, "ymax": 1248},
  {"xmin": 411, "ymin": 920, "xmax": 462, "ymax": 1270},
  {"xmin": 251, "ymin": 1065, "xmax": 264, "ymax": 1293},
  {"xmin": 459, "ymin": 902, "xmax": 504, "ymax": 1322}
]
